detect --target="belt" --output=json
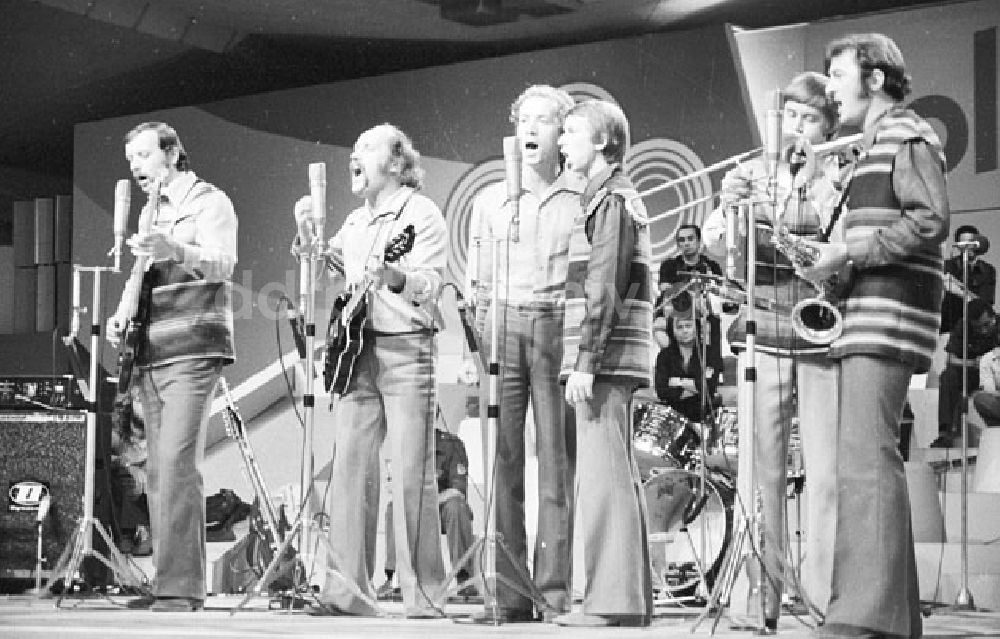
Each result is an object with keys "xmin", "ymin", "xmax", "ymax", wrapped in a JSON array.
[{"xmin": 493, "ymin": 300, "xmax": 565, "ymax": 313}]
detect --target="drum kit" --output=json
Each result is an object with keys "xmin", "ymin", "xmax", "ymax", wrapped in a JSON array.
[{"xmin": 633, "ymin": 400, "xmax": 804, "ymax": 603}]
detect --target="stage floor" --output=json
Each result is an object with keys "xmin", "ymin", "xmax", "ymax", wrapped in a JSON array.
[{"xmin": 1, "ymin": 595, "xmax": 998, "ymax": 638}]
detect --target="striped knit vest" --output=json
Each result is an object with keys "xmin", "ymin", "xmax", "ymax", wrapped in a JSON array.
[
  {"xmin": 560, "ymin": 174, "xmax": 653, "ymax": 387},
  {"xmin": 140, "ymin": 180, "xmax": 235, "ymax": 368},
  {"xmin": 827, "ymin": 108, "xmax": 946, "ymax": 373}
]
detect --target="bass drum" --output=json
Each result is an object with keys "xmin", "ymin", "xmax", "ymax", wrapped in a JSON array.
[{"xmin": 643, "ymin": 467, "xmax": 734, "ymax": 600}]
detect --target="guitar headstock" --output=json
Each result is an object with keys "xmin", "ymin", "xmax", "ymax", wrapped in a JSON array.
[{"xmin": 385, "ymin": 224, "xmax": 415, "ymax": 263}]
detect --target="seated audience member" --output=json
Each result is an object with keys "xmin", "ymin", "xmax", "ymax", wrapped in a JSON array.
[
  {"xmin": 941, "ymin": 225, "xmax": 996, "ymax": 333},
  {"xmin": 974, "ymin": 343, "xmax": 1000, "ymax": 427},
  {"xmin": 933, "ymin": 298, "xmax": 999, "ymax": 447},
  {"xmin": 654, "ymin": 313, "xmax": 722, "ymax": 423}
]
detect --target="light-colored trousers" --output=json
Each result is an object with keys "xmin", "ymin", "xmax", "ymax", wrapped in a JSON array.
[
  {"xmin": 825, "ymin": 355, "xmax": 922, "ymax": 637},
  {"xmin": 137, "ymin": 357, "xmax": 222, "ymax": 600},
  {"xmin": 320, "ymin": 332, "xmax": 445, "ymax": 617},
  {"xmin": 570, "ymin": 380, "xmax": 652, "ymax": 619},
  {"xmin": 734, "ymin": 350, "xmax": 838, "ymax": 619}
]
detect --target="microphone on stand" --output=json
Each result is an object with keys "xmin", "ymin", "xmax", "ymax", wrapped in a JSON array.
[
  {"xmin": 764, "ymin": 90, "xmax": 783, "ymax": 182},
  {"xmin": 455, "ymin": 290, "xmax": 481, "ymax": 357},
  {"xmin": 36, "ymin": 494, "xmax": 51, "ymax": 525},
  {"xmin": 955, "ymin": 235, "xmax": 990, "ymax": 255},
  {"xmin": 725, "ymin": 206, "xmax": 739, "ymax": 281},
  {"xmin": 308, "ymin": 163, "xmax": 327, "ymax": 249},
  {"xmin": 503, "ymin": 136, "xmax": 521, "ymax": 242},
  {"xmin": 112, "ymin": 179, "xmax": 131, "ymax": 272},
  {"xmin": 68, "ymin": 265, "xmax": 82, "ymax": 343},
  {"xmin": 285, "ymin": 301, "xmax": 308, "ymax": 361}
]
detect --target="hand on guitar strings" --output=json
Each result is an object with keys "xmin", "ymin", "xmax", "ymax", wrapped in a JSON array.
[
  {"xmin": 127, "ymin": 231, "xmax": 182, "ymax": 262},
  {"xmin": 365, "ymin": 254, "xmax": 406, "ymax": 292}
]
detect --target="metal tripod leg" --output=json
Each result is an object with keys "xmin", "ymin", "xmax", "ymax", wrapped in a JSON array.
[
  {"xmin": 48, "ymin": 516, "xmax": 150, "ymax": 605},
  {"xmin": 435, "ymin": 530, "xmax": 554, "ymax": 617},
  {"xmin": 691, "ymin": 509, "xmax": 749, "ymax": 633}
]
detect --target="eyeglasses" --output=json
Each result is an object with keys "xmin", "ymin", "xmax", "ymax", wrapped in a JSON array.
[{"xmin": 677, "ymin": 236, "xmax": 699, "ymax": 243}]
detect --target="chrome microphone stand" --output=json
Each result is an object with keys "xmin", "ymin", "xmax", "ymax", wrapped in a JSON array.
[
  {"xmin": 452, "ymin": 232, "xmax": 552, "ymax": 624},
  {"xmin": 954, "ymin": 248, "xmax": 976, "ymax": 610},
  {"xmin": 48, "ymin": 251, "xmax": 149, "ymax": 601},
  {"xmin": 693, "ymin": 196, "xmax": 769, "ymax": 635}
]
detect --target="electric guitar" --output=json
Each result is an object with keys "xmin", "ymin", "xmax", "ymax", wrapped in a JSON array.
[
  {"xmin": 323, "ymin": 224, "xmax": 416, "ymax": 394},
  {"xmin": 116, "ymin": 177, "xmax": 161, "ymax": 397}
]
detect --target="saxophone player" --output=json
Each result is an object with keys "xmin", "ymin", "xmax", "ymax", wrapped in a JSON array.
[{"xmin": 702, "ymin": 71, "xmax": 845, "ymax": 626}]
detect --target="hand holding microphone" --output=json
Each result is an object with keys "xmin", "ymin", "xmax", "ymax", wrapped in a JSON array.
[{"xmin": 503, "ymin": 136, "xmax": 522, "ymax": 243}]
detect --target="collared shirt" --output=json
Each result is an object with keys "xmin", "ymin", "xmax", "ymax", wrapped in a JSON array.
[
  {"xmin": 980, "ymin": 348, "xmax": 1000, "ymax": 392},
  {"xmin": 327, "ymin": 186, "xmax": 447, "ymax": 333},
  {"xmin": 465, "ymin": 171, "xmax": 584, "ymax": 306},
  {"xmin": 116, "ymin": 170, "xmax": 238, "ymax": 320}
]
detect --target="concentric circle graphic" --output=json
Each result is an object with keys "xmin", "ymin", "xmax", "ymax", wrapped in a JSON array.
[
  {"xmin": 444, "ymin": 158, "xmax": 505, "ymax": 286},
  {"xmin": 625, "ymin": 139, "xmax": 712, "ymax": 263}
]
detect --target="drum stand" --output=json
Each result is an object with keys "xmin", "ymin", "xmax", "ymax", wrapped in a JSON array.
[
  {"xmin": 692, "ymin": 199, "xmax": 772, "ymax": 635},
  {"xmin": 448, "ymin": 234, "xmax": 553, "ymax": 623},
  {"xmin": 48, "ymin": 265, "xmax": 150, "ymax": 603}
]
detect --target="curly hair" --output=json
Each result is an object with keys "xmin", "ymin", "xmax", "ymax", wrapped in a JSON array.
[{"xmin": 825, "ymin": 33, "xmax": 912, "ymax": 102}]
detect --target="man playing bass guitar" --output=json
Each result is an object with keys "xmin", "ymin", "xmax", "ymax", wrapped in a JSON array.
[
  {"xmin": 107, "ymin": 121, "xmax": 238, "ymax": 612},
  {"xmin": 292, "ymin": 123, "xmax": 449, "ymax": 618}
]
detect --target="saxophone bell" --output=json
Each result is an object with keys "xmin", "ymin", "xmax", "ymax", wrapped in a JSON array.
[{"xmin": 771, "ymin": 226, "xmax": 844, "ymax": 345}]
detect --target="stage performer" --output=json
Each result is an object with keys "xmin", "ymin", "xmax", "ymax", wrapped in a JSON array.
[
  {"xmin": 108, "ymin": 121, "xmax": 238, "ymax": 612},
  {"xmin": 554, "ymin": 99, "xmax": 653, "ymax": 628},
  {"xmin": 702, "ymin": 71, "xmax": 844, "ymax": 624},
  {"xmin": 294, "ymin": 123, "xmax": 449, "ymax": 618},
  {"xmin": 464, "ymin": 85, "xmax": 581, "ymax": 622},
  {"xmin": 801, "ymin": 33, "xmax": 949, "ymax": 638}
]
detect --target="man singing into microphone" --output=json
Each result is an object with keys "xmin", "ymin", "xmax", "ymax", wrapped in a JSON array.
[
  {"xmin": 294, "ymin": 123, "xmax": 448, "ymax": 618},
  {"xmin": 464, "ymin": 85, "xmax": 582, "ymax": 622},
  {"xmin": 801, "ymin": 33, "xmax": 949, "ymax": 638},
  {"xmin": 702, "ymin": 71, "xmax": 843, "ymax": 625},
  {"xmin": 108, "ymin": 121, "xmax": 238, "ymax": 612}
]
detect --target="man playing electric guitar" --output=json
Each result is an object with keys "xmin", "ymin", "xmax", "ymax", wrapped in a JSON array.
[
  {"xmin": 107, "ymin": 121, "xmax": 237, "ymax": 612},
  {"xmin": 292, "ymin": 123, "xmax": 449, "ymax": 618}
]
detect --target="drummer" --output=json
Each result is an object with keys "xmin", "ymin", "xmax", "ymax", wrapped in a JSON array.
[{"xmin": 653, "ymin": 310, "xmax": 723, "ymax": 425}]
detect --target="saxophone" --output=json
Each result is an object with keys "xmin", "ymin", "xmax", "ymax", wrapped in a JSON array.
[{"xmin": 770, "ymin": 225, "xmax": 844, "ymax": 345}]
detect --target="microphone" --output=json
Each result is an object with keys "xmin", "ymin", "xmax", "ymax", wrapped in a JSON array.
[
  {"xmin": 285, "ymin": 302, "xmax": 308, "ymax": 361},
  {"xmin": 308, "ymin": 162, "xmax": 327, "ymax": 248},
  {"xmin": 725, "ymin": 206, "xmax": 739, "ymax": 281},
  {"xmin": 113, "ymin": 179, "xmax": 130, "ymax": 272},
  {"xmin": 69, "ymin": 265, "xmax": 82, "ymax": 341},
  {"xmin": 36, "ymin": 494, "xmax": 51, "ymax": 524},
  {"xmin": 764, "ymin": 89, "xmax": 783, "ymax": 181},
  {"xmin": 955, "ymin": 235, "xmax": 990, "ymax": 255},
  {"xmin": 455, "ymin": 290, "xmax": 481, "ymax": 356},
  {"xmin": 503, "ymin": 136, "xmax": 521, "ymax": 242}
]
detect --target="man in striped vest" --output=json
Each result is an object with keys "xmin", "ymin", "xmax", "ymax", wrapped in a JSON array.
[
  {"xmin": 109, "ymin": 122, "xmax": 238, "ymax": 612},
  {"xmin": 801, "ymin": 33, "xmax": 949, "ymax": 639},
  {"xmin": 554, "ymin": 99, "xmax": 654, "ymax": 628}
]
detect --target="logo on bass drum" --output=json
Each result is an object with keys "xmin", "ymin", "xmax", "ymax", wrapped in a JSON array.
[{"xmin": 8, "ymin": 480, "xmax": 49, "ymax": 512}]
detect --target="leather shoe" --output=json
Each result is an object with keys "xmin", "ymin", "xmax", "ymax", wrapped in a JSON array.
[
  {"xmin": 469, "ymin": 608, "xmax": 535, "ymax": 623},
  {"xmin": 125, "ymin": 594, "xmax": 156, "ymax": 609},
  {"xmin": 811, "ymin": 622, "xmax": 893, "ymax": 638},
  {"xmin": 553, "ymin": 611, "xmax": 649, "ymax": 627},
  {"xmin": 150, "ymin": 597, "xmax": 203, "ymax": 612}
]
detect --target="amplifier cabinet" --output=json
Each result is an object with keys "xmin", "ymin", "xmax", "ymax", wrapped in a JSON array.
[{"xmin": 0, "ymin": 411, "xmax": 86, "ymax": 589}]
